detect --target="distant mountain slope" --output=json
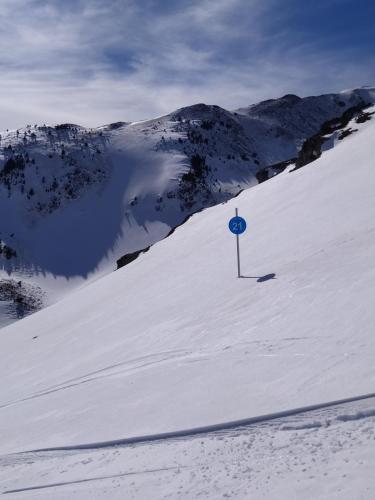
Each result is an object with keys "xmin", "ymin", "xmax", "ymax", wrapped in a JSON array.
[
  {"xmin": 0, "ymin": 105, "xmax": 374, "ymax": 454},
  {"xmin": 0, "ymin": 87, "xmax": 374, "ymax": 325}
]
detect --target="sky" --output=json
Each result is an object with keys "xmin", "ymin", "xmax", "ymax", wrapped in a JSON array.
[{"xmin": 0, "ymin": 0, "xmax": 374, "ymax": 129}]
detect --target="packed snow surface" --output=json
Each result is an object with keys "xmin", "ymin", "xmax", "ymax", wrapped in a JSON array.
[
  {"xmin": 0, "ymin": 109, "xmax": 374, "ymax": 462},
  {"xmin": 1, "ymin": 396, "xmax": 375, "ymax": 499}
]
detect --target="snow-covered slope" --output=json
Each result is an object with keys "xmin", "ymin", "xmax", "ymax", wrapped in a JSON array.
[
  {"xmin": 2, "ymin": 397, "xmax": 375, "ymax": 499},
  {"xmin": 0, "ymin": 106, "xmax": 374, "ymax": 457},
  {"xmin": 1, "ymin": 88, "xmax": 374, "ymax": 326}
]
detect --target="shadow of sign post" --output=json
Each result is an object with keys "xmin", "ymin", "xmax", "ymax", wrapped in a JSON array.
[{"xmin": 239, "ymin": 273, "xmax": 276, "ymax": 282}]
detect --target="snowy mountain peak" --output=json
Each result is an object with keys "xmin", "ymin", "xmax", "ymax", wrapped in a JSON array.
[{"xmin": 0, "ymin": 88, "xmax": 374, "ymax": 326}]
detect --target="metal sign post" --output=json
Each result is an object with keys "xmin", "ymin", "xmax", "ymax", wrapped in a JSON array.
[
  {"xmin": 228, "ymin": 208, "xmax": 247, "ymax": 278},
  {"xmin": 235, "ymin": 208, "xmax": 241, "ymax": 278}
]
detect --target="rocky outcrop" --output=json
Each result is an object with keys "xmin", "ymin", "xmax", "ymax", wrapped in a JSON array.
[
  {"xmin": 292, "ymin": 103, "xmax": 373, "ymax": 171},
  {"xmin": 0, "ymin": 279, "xmax": 44, "ymax": 319},
  {"xmin": 116, "ymin": 247, "xmax": 150, "ymax": 269}
]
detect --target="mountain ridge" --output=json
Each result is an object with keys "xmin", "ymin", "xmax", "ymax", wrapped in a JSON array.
[{"xmin": 0, "ymin": 87, "xmax": 374, "ymax": 326}]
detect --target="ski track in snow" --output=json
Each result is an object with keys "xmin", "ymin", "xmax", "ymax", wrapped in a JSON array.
[
  {"xmin": 0, "ymin": 336, "xmax": 316, "ymax": 411},
  {"xmin": 0, "ymin": 349, "xmax": 194, "ymax": 411},
  {"xmin": 1, "ymin": 396, "xmax": 375, "ymax": 499},
  {"xmin": 12, "ymin": 391, "xmax": 375, "ymax": 453}
]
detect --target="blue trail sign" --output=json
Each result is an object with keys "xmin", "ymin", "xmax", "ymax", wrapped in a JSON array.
[
  {"xmin": 228, "ymin": 216, "xmax": 247, "ymax": 235},
  {"xmin": 228, "ymin": 208, "xmax": 247, "ymax": 278}
]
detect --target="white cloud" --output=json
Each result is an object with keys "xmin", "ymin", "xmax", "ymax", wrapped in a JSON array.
[{"xmin": 0, "ymin": 0, "xmax": 373, "ymax": 130}]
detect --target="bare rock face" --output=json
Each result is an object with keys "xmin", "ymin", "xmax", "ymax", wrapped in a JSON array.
[
  {"xmin": 0, "ymin": 279, "xmax": 44, "ymax": 320},
  {"xmin": 292, "ymin": 103, "xmax": 374, "ymax": 171}
]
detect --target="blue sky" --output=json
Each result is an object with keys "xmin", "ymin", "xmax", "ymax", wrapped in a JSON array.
[{"xmin": 0, "ymin": 0, "xmax": 373, "ymax": 128}]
